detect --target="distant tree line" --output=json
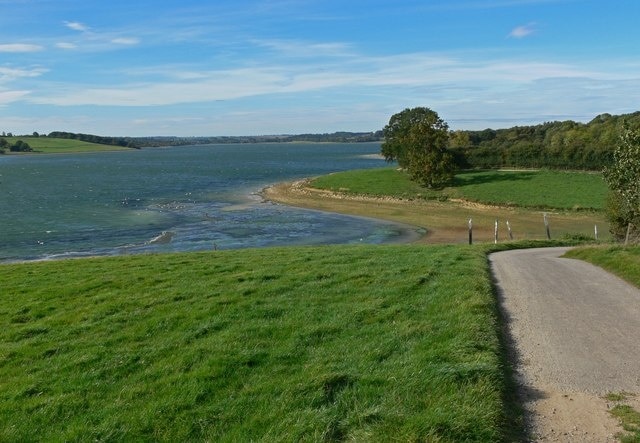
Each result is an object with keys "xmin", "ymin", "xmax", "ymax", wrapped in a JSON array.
[
  {"xmin": 0, "ymin": 138, "xmax": 32, "ymax": 153},
  {"xmin": 4, "ymin": 111, "xmax": 639, "ymax": 170},
  {"xmin": 47, "ymin": 132, "xmax": 140, "ymax": 149},
  {"xmin": 449, "ymin": 112, "xmax": 640, "ymax": 170},
  {"xmin": 129, "ymin": 131, "xmax": 384, "ymax": 147}
]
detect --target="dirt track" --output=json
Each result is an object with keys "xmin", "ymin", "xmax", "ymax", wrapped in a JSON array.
[{"xmin": 490, "ymin": 247, "xmax": 640, "ymax": 441}]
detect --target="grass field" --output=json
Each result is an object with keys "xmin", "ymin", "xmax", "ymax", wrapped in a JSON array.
[
  {"xmin": 312, "ymin": 167, "xmax": 435, "ymax": 200},
  {"xmin": 0, "ymin": 244, "xmax": 527, "ymax": 441},
  {"xmin": 312, "ymin": 168, "xmax": 608, "ymax": 211},
  {"xmin": 2, "ymin": 137, "xmax": 130, "ymax": 153},
  {"xmin": 565, "ymin": 245, "xmax": 640, "ymax": 287}
]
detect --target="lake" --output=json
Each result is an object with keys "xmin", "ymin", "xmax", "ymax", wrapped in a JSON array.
[{"xmin": 0, "ymin": 142, "xmax": 410, "ymax": 262}]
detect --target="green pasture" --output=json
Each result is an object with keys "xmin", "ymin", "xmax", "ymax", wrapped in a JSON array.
[
  {"xmin": 0, "ymin": 244, "xmax": 525, "ymax": 442},
  {"xmin": 312, "ymin": 167, "xmax": 434, "ymax": 200},
  {"xmin": 3, "ymin": 137, "xmax": 129, "ymax": 153},
  {"xmin": 312, "ymin": 168, "xmax": 608, "ymax": 211}
]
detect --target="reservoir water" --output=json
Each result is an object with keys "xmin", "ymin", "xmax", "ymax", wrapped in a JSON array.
[{"xmin": 0, "ymin": 142, "xmax": 407, "ymax": 262}]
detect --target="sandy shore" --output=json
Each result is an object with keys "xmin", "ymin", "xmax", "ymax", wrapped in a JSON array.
[
  {"xmin": 260, "ymin": 178, "xmax": 485, "ymax": 244},
  {"xmin": 260, "ymin": 178, "xmax": 609, "ymax": 245},
  {"xmin": 260, "ymin": 179, "xmax": 426, "ymax": 244}
]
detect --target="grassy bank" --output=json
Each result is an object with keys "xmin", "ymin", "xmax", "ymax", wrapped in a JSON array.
[
  {"xmin": 565, "ymin": 245, "xmax": 640, "ymax": 287},
  {"xmin": 0, "ymin": 244, "xmax": 521, "ymax": 441},
  {"xmin": 266, "ymin": 169, "xmax": 609, "ymax": 243},
  {"xmin": 2, "ymin": 137, "xmax": 130, "ymax": 154}
]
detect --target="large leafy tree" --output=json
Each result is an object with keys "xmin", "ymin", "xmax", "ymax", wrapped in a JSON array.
[
  {"xmin": 603, "ymin": 127, "xmax": 640, "ymax": 241},
  {"xmin": 381, "ymin": 107, "xmax": 454, "ymax": 189}
]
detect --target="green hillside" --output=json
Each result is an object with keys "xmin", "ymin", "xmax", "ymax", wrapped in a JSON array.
[
  {"xmin": 2, "ymin": 137, "xmax": 131, "ymax": 153},
  {"xmin": 0, "ymin": 244, "xmax": 525, "ymax": 441}
]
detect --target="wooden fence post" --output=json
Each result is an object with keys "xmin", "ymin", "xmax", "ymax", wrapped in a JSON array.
[
  {"xmin": 468, "ymin": 218, "xmax": 473, "ymax": 245},
  {"xmin": 506, "ymin": 221, "xmax": 513, "ymax": 240},
  {"xmin": 625, "ymin": 223, "xmax": 632, "ymax": 246},
  {"xmin": 544, "ymin": 213, "xmax": 551, "ymax": 240}
]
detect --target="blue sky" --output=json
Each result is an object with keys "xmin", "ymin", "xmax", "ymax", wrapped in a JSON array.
[{"xmin": 1, "ymin": 0, "xmax": 639, "ymax": 136}]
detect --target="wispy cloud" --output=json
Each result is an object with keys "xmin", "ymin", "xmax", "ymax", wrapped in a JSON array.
[
  {"xmin": 252, "ymin": 39, "xmax": 355, "ymax": 58},
  {"xmin": 28, "ymin": 52, "xmax": 618, "ymax": 108},
  {"xmin": 58, "ymin": 20, "xmax": 142, "ymax": 51},
  {"xmin": 417, "ymin": 0, "xmax": 577, "ymax": 12},
  {"xmin": 111, "ymin": 37, "xmax": 140, "ymax": 46},
  {"xmin": 56, "ymin": 42, "xmax": 78, "ymax": 50},
  {"xmin": 0, "ymin": 67, "xmax": 48, "ymax": 83},
  {"xmin": 65, "ymin": 21, "xmax": 90, "ymax": 32},
  {"xmin": 509, "ymin": 23, "xmax": 537, "ymax": 38},
  {"xmin": 0, "ymin": 43, "xmax": 44, "ymax": 53},
  {"xmin": 0, "ymin": 90, "xmax": 31, "ymax": 105}
]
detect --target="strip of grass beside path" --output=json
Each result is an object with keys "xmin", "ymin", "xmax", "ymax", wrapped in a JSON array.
[
  {"xmin": 0, "ymin": 243, "xmax": 539, "ymax": 441},
  {"xmin": 565, "ymin": 245, "xmax": 640, "ymax": 288}
]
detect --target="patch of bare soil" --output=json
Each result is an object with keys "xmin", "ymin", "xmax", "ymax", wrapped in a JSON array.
[{"xmin": 521, "ymin": 388, "xmax": 640, "ymax": 441}]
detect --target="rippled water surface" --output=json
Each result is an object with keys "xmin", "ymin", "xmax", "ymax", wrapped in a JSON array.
[{"xmin": 0, "ymin": 142, "xmax": 406, "ymax": 261}]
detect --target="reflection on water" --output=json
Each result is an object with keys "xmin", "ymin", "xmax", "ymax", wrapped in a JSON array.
[{"xmin": 0, "ymin": 142, "xmax": 408, "ymax": 262}]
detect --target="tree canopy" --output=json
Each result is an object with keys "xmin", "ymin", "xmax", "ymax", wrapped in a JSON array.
[
  {"xmin": 381, "ymin": 107, "xmax": 454, "ymax": 189},
  {"xmin": 450, "ymin": 112, "xmax": 640, "ymax": 170}
]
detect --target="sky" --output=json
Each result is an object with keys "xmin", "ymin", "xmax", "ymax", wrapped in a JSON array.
[{"xmin": 1, "ymin": 0, "xmax": 640, "ymax": 136}]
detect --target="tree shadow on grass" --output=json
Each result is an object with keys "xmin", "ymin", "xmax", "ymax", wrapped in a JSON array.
[{"xmin": 454, "ymin": 171, "xmax": 538, "ymax": 187}]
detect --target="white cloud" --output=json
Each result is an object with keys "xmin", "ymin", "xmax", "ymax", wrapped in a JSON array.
[
  {"xmin": 13, "ymin": 45, "xmax": 640, "ymax": 134},
  {"xmin": 65, "ymin": 21, "xmax": 90, "ymax": 32},
  {"xmin": 28, "ymin": 53, "xmax": 614, "ymax": 108},
  {"xmin": 56, "ymin": 42, "xmax": 78, "ymax": 49},
  {"xmin": 111, "ymin": 37, "xmax": 140, "ymax": 46},
  {"xmin": 0, "ymin": 44, "xmax": 44, "ymax": 53},
  {"xmin": 0, "ymin": 67, "xmax": 48, "ymax": 83},
  {"xmin": 0, "ymin": 90, "xmax": 30, "ymax": 105},
  {"xmin": 252, "ymin": 39, "xmax": 355, "ymax": 57},
  {"xmin": 509, "ymin": 23, "xmax": 537, "ymax": 38},
  {"xmin": 431, "ymin": 0, "xmax": 575, "ymax": 10}
]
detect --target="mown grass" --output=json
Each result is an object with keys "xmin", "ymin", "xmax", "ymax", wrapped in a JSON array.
[
  {"xmin": 3, "ymin": 137, "xmax": 129, "ymax": 153},
  {"xmin": 452, "ymin": 170, "xmax": 607, "ymax": 210},
  {"xmin": 0, "ymin": 244, "xmax": 521, "ymax": 441},
  {"xmin": 312, "ymin": 168, "xmax": 607, "ymax": 211},
  {"xmin": 312, "ymin": 167, "xmax": 438, "ymax": 200},
  {"xmin": 565, "ymin": 246, "xmax": 640, "ymax": 288}
]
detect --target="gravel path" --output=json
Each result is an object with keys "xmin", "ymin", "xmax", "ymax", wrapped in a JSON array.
[{"xmin": 490, "ymin": 247, "xmax": 640, "ymax": 441}]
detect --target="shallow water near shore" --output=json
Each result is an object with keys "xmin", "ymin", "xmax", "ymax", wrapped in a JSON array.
[{"xmin": 0, "ymin": 142, "xmax": 412, "ymax": 262}]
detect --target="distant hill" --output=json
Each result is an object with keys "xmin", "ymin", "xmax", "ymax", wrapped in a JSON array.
[
  {"xmin": 0, "ymin": 136, "xmax": 132, "ymax": 154},
  {"xmin": 47, "ymin": 132, "xmax": 139, "ymax": 149},
  {"xmin": 129, "ymin": 131, "xmax": 384, "ymax": 147},
  {"xmin": 1, "ymin": 131, "xmax": 384, "ymax": 154}
]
